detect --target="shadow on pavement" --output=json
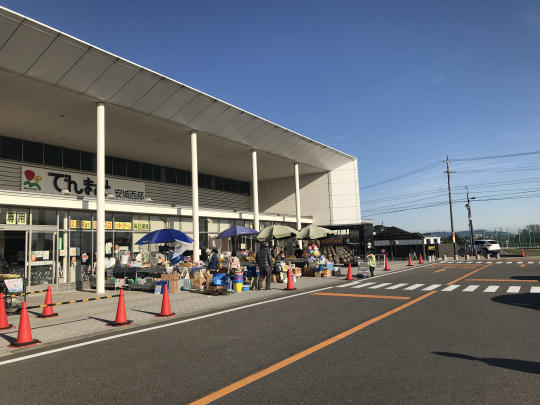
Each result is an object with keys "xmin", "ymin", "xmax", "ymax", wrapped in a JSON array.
[
  {"xmin": 491, "ymin": 293, "xmax": 540, "ymax": 312},
  {"xmin": 433, "ymin": 351, "xmax": 540, "ymax": 375},
  {"xmin": 510, "ymin": 275, "xmax": 540, "ymax": 282}
]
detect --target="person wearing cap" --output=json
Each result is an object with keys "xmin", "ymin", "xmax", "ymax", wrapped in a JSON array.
[{"xmin": 256, "ymin": 242, "xmax": 273, "ymax": 290}]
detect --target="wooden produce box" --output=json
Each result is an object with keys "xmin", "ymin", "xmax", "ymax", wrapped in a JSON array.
[{"xmin": 303, "ymin": 267, "xmax": 314, "ymax": 277}]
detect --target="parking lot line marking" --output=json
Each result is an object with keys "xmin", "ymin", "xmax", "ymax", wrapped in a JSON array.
[
  {"xmin": 189, "ymin": 291, "xmax": 438, "ymax": 405},
  {"xmin": 312, "ymin": 293, "xmax": 410, "ymax": 300},
  {"xmin": 447, "ymin": 263, "xmax": 493, "ymax": 285},
  {"xmin": 404, "ymin": 284, "xmax": 424, "ymax": 290},
  {"xmin": 351, "ymin": 282, "xmax": 376, "ymax": 289},
  {"xmin": 423, "ymin": 284, "xmax": 442, "ymax": 291},
  {"xmin": 386, "ymin": 283, "xmax": 408, "ymax": 290},
  {"xmin": 441, "ymin": 285, "xmax": 460, "ymax": 291},
  {"xmin": 507, "ymin": 286, "xmax": 521, "ymax": 293},
  {"xmin": 483, "ymin": 286, "xmax": 499, "ymax": 293},
  {"xmin": 463, "ymin": 285, "xmax": 480, "ymax": 292},
  {"xmin": 530, "ymin": 287, "xmax": 540, "ymax": 293},
  {"xmin": 368, "ymin": 283, "xmax": 392, "ymax": 289},
  {"xmin": 336, "ymin": 281, "xmax": 360, "ymax": 288}
]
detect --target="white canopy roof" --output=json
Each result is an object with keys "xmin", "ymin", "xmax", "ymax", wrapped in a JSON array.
[{"xmin": 0, "ymin": 7, "xmax": 355, "ymax": 182}]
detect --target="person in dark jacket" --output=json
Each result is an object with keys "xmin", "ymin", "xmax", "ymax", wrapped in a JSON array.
[
  {"xmin": 207, "ymin": 248, "xmax": 219, "ymax": 271},
  {"xmin": 256, "ymin": 242, "xmax": 273, "ymax": 290}
]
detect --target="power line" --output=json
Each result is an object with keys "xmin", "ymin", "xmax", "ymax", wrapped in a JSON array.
[
  {"xmin": 359, "ymin": 161, "xmax": 442, "ymax": 190},
  {"xmin": 452, "ymin": 150, "xmax": 540, "ymax": 161}
]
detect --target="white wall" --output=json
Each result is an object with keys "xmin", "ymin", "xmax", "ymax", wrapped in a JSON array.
[
  {"xmin": 328, "ymin": 159, "xmax": 361, "ymax": 225},
  {"xmin": 258, "ymin": 172, "xmax": 332, "ymax": 226}
]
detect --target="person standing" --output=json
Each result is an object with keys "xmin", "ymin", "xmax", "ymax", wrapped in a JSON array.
[
  {"xmin": 227, "ymin": 251, "xmax": 241, "ymax": 274},
  {"xmin": 207, "ymin": 248, "xmax": 219, "ymax": 272},
  {"xmin": 256, "ymin": 242, "xmax": 273, "ymax": 290},
  {"xmin": 366, "ymin": 252, "xmax": 376, "ymax": 277}
]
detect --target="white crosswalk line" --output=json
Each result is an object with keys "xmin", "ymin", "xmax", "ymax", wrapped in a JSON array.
[
  {"xmin": 386, "ymin": 283, "xmax": 408, "ymax": 290},
  {"xmin": 404, "ymin": 284, "xmax": 424, "ymax": 290},
  {"xmin": 483, "ymin": 286, "xmax": 499, "ymax": 293},
  {"xmin": 463, "ymin": 285, "xmax": 479, "ymax": 292},
  {"xmin": 517, "ymin": 262, "xmax": 523, "ymax": 264},
  {"xmin": 466, "ymin": 262, "xmax": 472, "ymax": 264},
  {"xmin": 475, "ymin": 262, "xmax": 482, "ymax": 264},
  {"xmin": 423, "ymin": 284, "xmax": 442, "ymax": 291},
  {"xmin": 337, "ymin": 281, "xmax": 360, "ymax": 288},
  {"xmin": 530, "ymin": 287, "xmax": 540, "ymax": 293},
  {"xmin": 496, "ymin": 262, "xmax": 502, "ymax": 264},
  {"xmin": 507, "ymin": 286, "xmax": 520, "ymax": 293},
  {"xmin": 351, "ymin": 282, "xmax": 376, "ymax": 289},
  {"xmin": 528, "ymin": 262, "xmax": 534, "ymax": 264},
  {"xmin": 369, "ymin": 283, "xmax": 392, "ymax": 289},
  {"xmin": 441, "ymin": 285, "xmax": 460, "ymax": 291}
]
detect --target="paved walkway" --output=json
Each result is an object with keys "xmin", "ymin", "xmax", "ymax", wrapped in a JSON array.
[{"xmin": 0, "ymin": 257, "xmax": 494, "ymax": 357}]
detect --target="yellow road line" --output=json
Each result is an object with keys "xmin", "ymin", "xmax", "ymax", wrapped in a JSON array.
[
  {"xmin": 189, "ymin": 291, "xmax": 437, "ymax": 405},
  {"xmin": 447, "ymin": 263, "xmax": 493, "ymax": 285},
  {"xmin": 467, "ymin": 279, "xmax": 538, "ymax": 282},
  {"xmin": 313, "ymin": 292, "xmax": 410, "ymax": 300}
]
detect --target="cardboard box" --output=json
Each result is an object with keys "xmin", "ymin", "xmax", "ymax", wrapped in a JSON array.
[
  {"xmin": 304, "ymin": 269, "xmax": 314, "ymax": 277},
  {"xmin": 321, "ymin": 269, "xmax": 332, "ymax": 278},
  {"xmin": 314, "ymin": 271, "xmax": 321, "ymax": 277},
  {"xmin": 190, "ymin": 277, "xmax": 206, "ymax": 289},
  {"xmin": 292, "ymin": 268, "xmax": 302, "ymax": 276},
  {"xmin": 169, "ymin": 279, "xmax": 179, "ymax": 293},
  {"xmin": 160, "ymin": 273, "xmax": 180, "ymax": 281}
]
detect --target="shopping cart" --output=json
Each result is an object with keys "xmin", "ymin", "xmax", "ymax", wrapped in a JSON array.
[{"xmin": 356, "ymin": 257, "xmax": 371, "ymax": 278}]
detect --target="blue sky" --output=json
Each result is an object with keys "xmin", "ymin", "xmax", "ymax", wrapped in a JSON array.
[{"xmin": 2, "ymin": 0, "xmax": 539, "ymax": 234}]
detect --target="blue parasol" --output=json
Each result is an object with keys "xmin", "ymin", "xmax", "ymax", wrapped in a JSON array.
[
  {"xmin": 135, "ymin": 228, "xmax": 194, "ymax": 245},
  {"xmin": 216, "ymin": 226, "xmax": 259, "ymax": 239}
]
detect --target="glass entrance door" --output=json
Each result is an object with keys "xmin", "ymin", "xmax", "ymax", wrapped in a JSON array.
[{"xmin": 28, "ymin": 231, "xmax": 56, "ymax": 289}]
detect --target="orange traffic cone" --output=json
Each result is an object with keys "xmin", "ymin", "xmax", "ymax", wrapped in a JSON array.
[
  {"xmin": 384, "ymin": 257, "xmax": 390, "ymax": 271},
  {"xmin": 419, "ymin": 254, "xmax": 424, "ymax": 264},
  {"xmin": 107, "ymin": 289, "xmax": 133, "ymax": 327},
  {"xmin": 156, "ymin": 284, "xmax": 176, "ymax": 317},
  {"xmin": 284, "ymin": 268, "xmax": 297, "ymax": 291},
  {"xmin": 345, "ymin": 263, "xmax": 353, "ymax": 280},
  {"xmin": 521, "ymin": 249, "xmax": 525, "ymax": 257},
  {"xmin": 0, "ymin": 293, "xmax": 15, "ymax": 330},
  {"xmin": 9, "ymin": 302, "xmax": 41, "ymax": 348},
  {"xmin": 37, "ymin": 286, "xmax": 58, "ymax": 318},
  {"xmin": 407, "ymin": 254, "xmax": 413, "ymax": 266}
]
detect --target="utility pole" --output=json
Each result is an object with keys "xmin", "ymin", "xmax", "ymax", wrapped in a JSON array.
[
  {"xmin": 465, "ymin": 187, "xmax": 475, "ymax": 254},
  {"xmin": 444, "ymin": 156, "xmax": 457, "ymax": 257}
]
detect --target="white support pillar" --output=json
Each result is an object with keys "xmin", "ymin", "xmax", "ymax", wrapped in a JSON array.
[
  {"xmin": 96, "ymin": 103, "xmax": 105, "ymax": 294},
  {"xmin": 252, "ymin": 150, "xmax": 259, "ymax": 231},
  {"xmin": 191, "ymin": 131, "xmax": 200, "ymax": 262},
  {"xmin": 294, "ymin": 163, "xmax": 301, "ymax": 230}
]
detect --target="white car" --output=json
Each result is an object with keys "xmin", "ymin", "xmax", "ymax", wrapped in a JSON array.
[{"xmin": 474, "ymin": 239, "xmax": 501, "ymax": 254}]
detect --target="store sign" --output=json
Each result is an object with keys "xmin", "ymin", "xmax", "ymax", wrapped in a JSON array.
[
  {"xmin": 133, "ymin": 222, "xmax": 150, "ymax": 231},
  {"xmin": 5, "ymin": 211, "xmax": 27, "ymax": 225},
  {"xmin": 21, "ymin": 166, "xmax": 146, "ymax": 201}
]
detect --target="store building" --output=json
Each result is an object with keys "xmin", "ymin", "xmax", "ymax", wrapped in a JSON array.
[{"xmin": 0, "ymin": 6, "xmax": 362, "ymax": 293}]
